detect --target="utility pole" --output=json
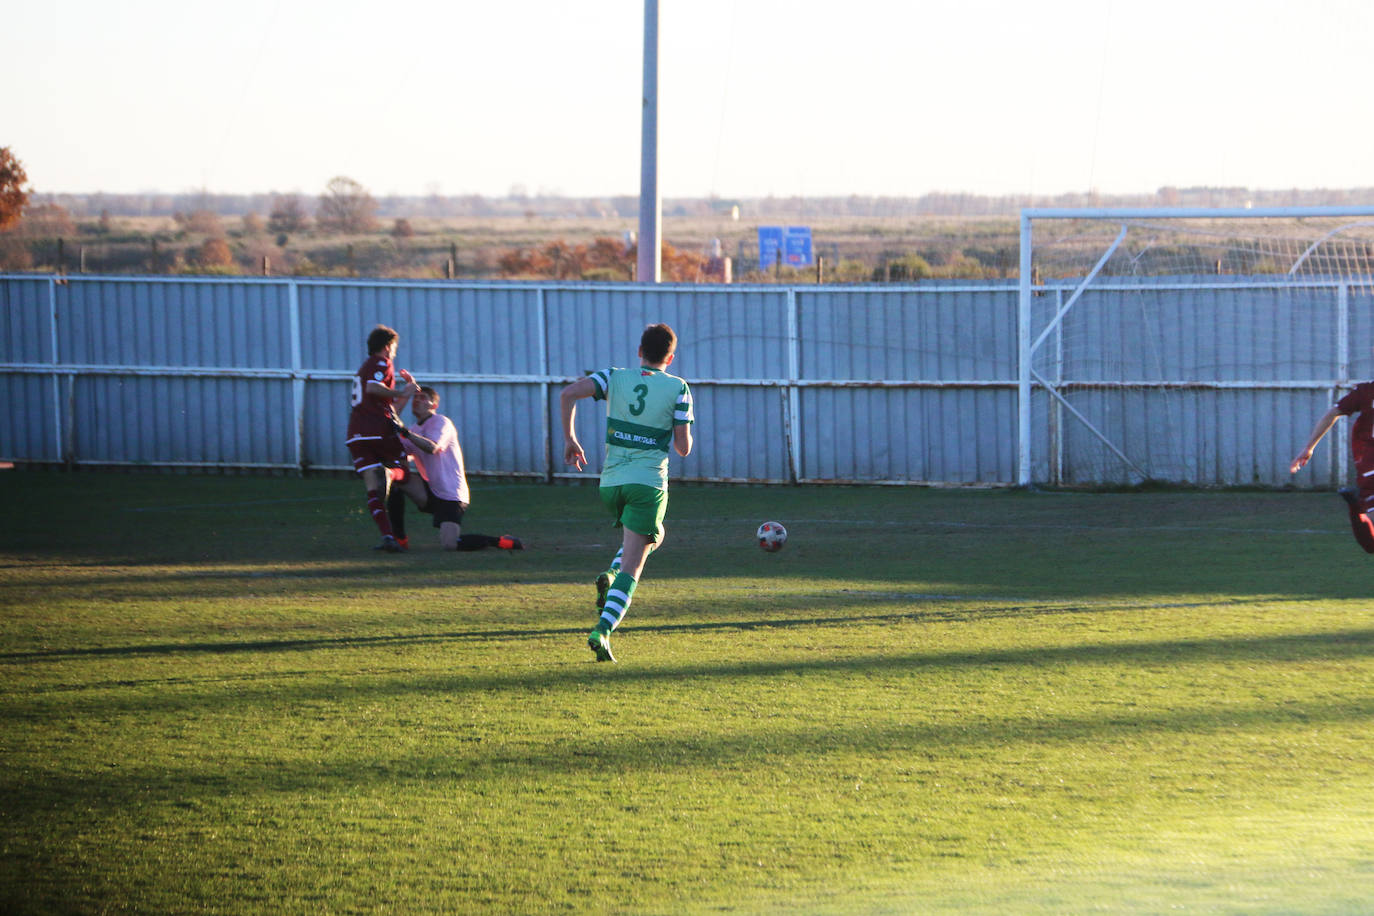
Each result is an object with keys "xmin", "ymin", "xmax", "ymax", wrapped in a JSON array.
[{"xmin": 637, "ymin": 0, "xmax": 661, "ymax": 284}]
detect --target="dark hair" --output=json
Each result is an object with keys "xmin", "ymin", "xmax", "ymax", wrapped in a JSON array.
[
  {"xmin": 367, "ymin": 324, "xmax": 398, "ymax": 355},
  {"xmin": 640, "ymin": 323, "xmax": 677, "ymax": 364},
  {"xmin": 418, "ymin": 386, "xmax": 439, "ymax": 404}
]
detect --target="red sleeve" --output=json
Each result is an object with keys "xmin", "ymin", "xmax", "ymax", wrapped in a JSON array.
[{"xmin": 1336, "ymin": 382, "xmax": 1374, "ymax": 416}]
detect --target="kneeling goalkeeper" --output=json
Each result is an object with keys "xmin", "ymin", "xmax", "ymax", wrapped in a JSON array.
[{"xmin": 389, "ymin": 385, "xmax": 522, "ymax": 552}]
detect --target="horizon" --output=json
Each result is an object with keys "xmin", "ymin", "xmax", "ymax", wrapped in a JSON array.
[{"xmin": 31, "ymin": 183, "xmax": 1374, "ymax": 204}]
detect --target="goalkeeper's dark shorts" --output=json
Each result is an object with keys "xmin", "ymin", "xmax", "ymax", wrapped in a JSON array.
[
  {"xmin": 427, "ymin": 495, "xmax": 467, "ymax": 528},
  {"xmin": 406, "ymin": 473, "xmax": 467, "ymax": 528}
]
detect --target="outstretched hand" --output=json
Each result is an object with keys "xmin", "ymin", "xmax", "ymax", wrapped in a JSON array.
[
  {"xmin": 564, "ymin": 440, "xmax": 586, "ymax": 471},
  {"xmin": 1290, "ymin": 451, "xmax": 1311, "ymax": 474}
]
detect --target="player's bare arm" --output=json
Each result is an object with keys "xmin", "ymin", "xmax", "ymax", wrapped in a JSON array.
[
  {"xmin": 559, "ymin": 376, "xmax": 597, "ymax": 470},
  {"xmin": 1291, "ymin": 405, "xmax": 1342, "ymax": 473},
  {"xmin": 395, "ymin": 370, "xmax": 420, "ymax": 405},
  {"xmin": 366, "ymin": 379, "xmax": 418, "ymax": 400},
  {"xmin": 674, "ymin": 423, "xmax": 692, "ymax": 457},
  {"xmin": 563, "ymin": 438, "xmax": 586, "ymax": 470},
  {"xmin": 400, "ymin": 427, "xmax": 439, "ymax": 454}
]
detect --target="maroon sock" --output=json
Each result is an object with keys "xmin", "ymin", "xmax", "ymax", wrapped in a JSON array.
[
  {"xmin": 1347, "ymin": 504, "xmax": 1374, "ymax": 554},
  {"xmin": 367, "ymin": 489, "xmax": 395, "ymax": 538}
]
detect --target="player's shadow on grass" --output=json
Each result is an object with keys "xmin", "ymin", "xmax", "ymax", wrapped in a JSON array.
[
  {"xmin": 6, "ymin": 627, "xmax": 1374, "ymax": 720},
  {"xmin": 0, "ymin": 594, "xmax": 1343, "ymax": 664},
  {"xmin": 0, "ymin": 559, "xmax": 561, "ymax": 598},
  {"xmin": 7, "ymin": 688, "xmax": 1374, "ymax": 813}
]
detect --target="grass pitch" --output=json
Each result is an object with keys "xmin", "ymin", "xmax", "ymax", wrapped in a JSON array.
[{"xmin": 2, "ymin": 471, "xmax": 1372, "ymax": 914}]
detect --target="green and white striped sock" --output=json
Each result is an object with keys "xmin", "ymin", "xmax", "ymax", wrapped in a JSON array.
[{"xmin": 598, "ymin": 571, "xmax": 638, "ymax": 632}]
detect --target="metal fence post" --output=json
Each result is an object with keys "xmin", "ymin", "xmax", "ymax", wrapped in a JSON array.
[{"xmin": 288, "ymin": 279, "xmax": 305, "ymax": 474}]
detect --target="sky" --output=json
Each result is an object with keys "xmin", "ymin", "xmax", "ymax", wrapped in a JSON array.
[{"xmin": 8, "ymin": 0, "xmax": 1374, "ymax": 200}]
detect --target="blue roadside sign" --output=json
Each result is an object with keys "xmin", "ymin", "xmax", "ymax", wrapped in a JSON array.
[
  {"xmin": 784, "ymin": 226, "xmax": 812, "ymax": 266},
  {"xmin": 759, "ymin": 226, "xmax": 812, "ymax": 270},
  {"xmin": 758, "ymin": 226, "xmax": 784, "ymax": 270}
]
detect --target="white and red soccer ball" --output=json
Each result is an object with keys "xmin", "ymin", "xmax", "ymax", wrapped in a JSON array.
[{"xmin": 756, "ymin": 521, "xmax": 787, "ymax": 552}]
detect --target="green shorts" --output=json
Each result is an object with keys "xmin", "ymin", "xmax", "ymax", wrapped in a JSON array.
[{"xmin": 599, "ymin": 484, "xmax": 668, "ymax": 541}]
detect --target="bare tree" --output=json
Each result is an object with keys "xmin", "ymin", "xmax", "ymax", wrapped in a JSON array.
[
  {"xmin": 316, "ymin": 176, "xmax": 378, "ymax": 233},
  {"xmin": 268, "ymin": 195, "xmax": 310, "ymax": 234},
  {"xmin": 0, "ymin": 147, "xmax": 30, "ymax": 231}
]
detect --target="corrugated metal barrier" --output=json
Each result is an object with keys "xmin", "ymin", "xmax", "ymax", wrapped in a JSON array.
[{"xmin": 0, "ymin": 274, "xmax": 1357, "ymax": 487}]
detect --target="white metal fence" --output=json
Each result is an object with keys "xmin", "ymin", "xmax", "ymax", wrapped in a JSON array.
[{"xmin": 0, "ymin": 271, "xmax": 1358, "ymax": 487}]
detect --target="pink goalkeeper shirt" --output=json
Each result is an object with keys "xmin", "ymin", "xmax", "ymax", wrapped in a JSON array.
[{"xmin": 401, "ymin": 413, "xmax": 470, "ymax": 505}]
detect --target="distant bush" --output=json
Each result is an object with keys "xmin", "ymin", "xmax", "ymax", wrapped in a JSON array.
[
  {"xmin": 178, "ymin": 210, "xmax": 223, "ymax": 236},
  {"xmin": 181, "ymin": 262, "xmax": 242, "ymax": 277},
  {"xmin": 291, "ymin": 255, "xmax": 352, "ymax": 278},
  {"xmin": 660, "ymin": 243, "xmax": 713, "ymax": 282},
  {"xmin": 499, "ymin": 237, "xmax": 631, "ymax": 281},
  {"xmin": 581, "ymin": 267, "xmax": 622, "ymax": 282},
  {"xmin": 290, "ymin": 255, "xmax": 323, "ymax": 276},
  {"xmin": 196, "ymin": 237, "xmax": 234, "ymax": 269},
  {"xmin": 827, "ymin": 259, "xmax": 871, "ymax": 282},
  {"xmin": 741, "ymin": 263, "xmax": 808, "ymax": 283},
  {"xmin": 961, "ymin": 244, "xmax": 1016, "ymax": 275},
  {"xmin": 942, "ymin": 254, "xmax": 993, "ymax": 279},
  {"xmin": 878, "ymin": 254, "xmax": 933, "ymax": 281},
  {"xmin": 496, "ymin": 237, "xmax": 720, "ymax": 282}
]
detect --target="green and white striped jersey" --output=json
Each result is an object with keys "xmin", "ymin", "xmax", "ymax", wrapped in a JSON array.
[{"xmin": 589, "ymin": 365, "xmax": 694, "ymax": 489}]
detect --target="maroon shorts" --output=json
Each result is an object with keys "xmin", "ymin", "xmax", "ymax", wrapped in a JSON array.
[
  {"xmin": 1356, "ymin": 457, "xmax": 1374, "ymax": 512},
  {"xmin": 347, "ymin": 434, "xmax": 404, "ymax": 474}
]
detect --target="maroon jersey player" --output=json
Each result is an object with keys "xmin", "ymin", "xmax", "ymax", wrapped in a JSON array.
[
  {"xmin": 345, "ymin": 324, "xmax": 419, "ymax": 552},
  {"xmin": 1291, "ymin": 370, "xmax": 1374, "ymax": 553}
]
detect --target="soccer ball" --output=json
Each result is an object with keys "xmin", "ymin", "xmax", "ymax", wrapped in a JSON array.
[{"xmin": 756, "ymin": 521, "xmax": 787, "ymax": 552}]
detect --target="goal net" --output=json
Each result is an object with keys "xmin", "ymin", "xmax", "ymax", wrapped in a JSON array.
[{"xmin": 1017, "ymin": 207, "xmax": 1374, "ymax": 487}]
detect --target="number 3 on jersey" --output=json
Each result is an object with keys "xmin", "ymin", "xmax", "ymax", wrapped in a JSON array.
[{"xmin": 628, "ymin": 383, "xmax": 648, "ymax": 416}]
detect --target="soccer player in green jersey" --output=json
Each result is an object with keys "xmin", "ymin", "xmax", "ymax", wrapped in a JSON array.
[{"xmin": 560, "ymin": 323, "xmax": 694, "ymax": 662}]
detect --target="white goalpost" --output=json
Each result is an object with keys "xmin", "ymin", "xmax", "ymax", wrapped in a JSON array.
[{"xmin": 1017, "ymin": 206, "xmax": 1374, "ymax": 487}]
